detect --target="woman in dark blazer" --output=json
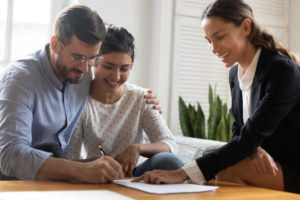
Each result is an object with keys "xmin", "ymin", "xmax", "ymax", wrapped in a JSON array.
[{"xmin": 134, "ymin": 0, "xmax": 300, "ymax": 194}]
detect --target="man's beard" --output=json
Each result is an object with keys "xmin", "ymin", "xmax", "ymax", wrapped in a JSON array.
[{"xmin": 55, "ymin": 60, "xmax": 84, "ymax": 84}]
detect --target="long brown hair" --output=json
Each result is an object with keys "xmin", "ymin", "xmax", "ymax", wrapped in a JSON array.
[{"xmin": 201, "ymin": 0, "xmax": 300, "ymax": 67}]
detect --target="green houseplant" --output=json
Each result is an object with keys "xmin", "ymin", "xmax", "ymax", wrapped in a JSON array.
[{"xmin": 179, "ymin": 85, "xmax": 233, "ymax": 142}]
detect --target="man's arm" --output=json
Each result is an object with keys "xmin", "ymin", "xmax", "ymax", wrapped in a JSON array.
[
  {"xmin": 144, "ymin": 89, "xmax": 162, "ymax": 114},
  {"xmin": 36, "ymin": 156, "xmax": 124, "ymax": 183},
  {"xmin": 0, "ymin": 76, "xmax": 51, "ymax": 179}
]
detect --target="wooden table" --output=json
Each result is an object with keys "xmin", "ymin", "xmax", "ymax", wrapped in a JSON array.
[{"xmin": 0, "ymin": 180, "xmax": 299, "ymax": 200}]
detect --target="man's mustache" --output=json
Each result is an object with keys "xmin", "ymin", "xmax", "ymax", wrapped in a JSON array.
[{"xmin": 71, "ymin": 68, "xmax": 83, "ymax": 73}]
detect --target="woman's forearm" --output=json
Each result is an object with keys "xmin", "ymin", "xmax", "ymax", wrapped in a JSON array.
[{"xmin": 135, "ymin": 142, "xmax": 170, "ymax": 157}]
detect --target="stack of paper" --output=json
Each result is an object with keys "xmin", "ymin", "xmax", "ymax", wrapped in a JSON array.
[{"xmin": 113, "ymin": 179, "xmax": 218, "ymax": 194}]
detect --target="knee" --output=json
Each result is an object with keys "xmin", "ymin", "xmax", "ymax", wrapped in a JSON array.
[
  {"xmin": 216, "ymin": 159, "xmax": 249, "ymax": 184},
  {"xmin": 150, "ymin": 152, "xmax": 184, "ymax": 170}
]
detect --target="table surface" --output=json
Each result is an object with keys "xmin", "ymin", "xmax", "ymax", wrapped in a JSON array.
[{"xmin": 0, "ymin": 180, "xmax": 299, "ymax": 200}]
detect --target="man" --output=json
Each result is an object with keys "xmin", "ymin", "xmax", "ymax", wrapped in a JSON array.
[{"xmin": 0, "ymin": 5, "xmax": 158, "ymax": 183}]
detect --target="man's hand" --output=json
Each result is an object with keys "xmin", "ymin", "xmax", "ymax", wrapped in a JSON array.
[
  {"xmin": 132, "ymin": 169, "xmax": 188, "ymax": 184},
  {"xmin": 36, "ymin": 156, "xmax": 124, "ymax": 183},
  {"xmin": 80, "ymin": 156, "xmax": 124, "ymax": 183},
  {"xmin": 144, "ymin": 89, "xmax": 162, "ymax": 114},
  {"xmin": 248, "ymin": 146, "xmax": 278, "ymax": 176},
  {"xmin": 115, "ymin": 144, "xmax": 140, "ymax": 177}
]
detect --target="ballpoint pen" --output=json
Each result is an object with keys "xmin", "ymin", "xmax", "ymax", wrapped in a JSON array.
[{"xmin": 98, "ymin": 145, "xmax": 106, "ymax": 156}]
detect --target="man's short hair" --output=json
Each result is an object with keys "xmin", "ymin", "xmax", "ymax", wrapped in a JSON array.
[{"xmin": 54, "ymin": 5, "xmax": 106, "ymax": 45}]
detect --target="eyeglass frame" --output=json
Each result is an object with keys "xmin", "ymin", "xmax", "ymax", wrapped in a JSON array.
[{"xmin": 58, "ymin": 38, "xmax": 102, "ymax": 66}]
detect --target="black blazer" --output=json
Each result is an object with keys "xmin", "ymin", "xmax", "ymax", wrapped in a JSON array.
[{"xmin": 196, "ymin": 48, "xmax": 300, "ymax": 181}]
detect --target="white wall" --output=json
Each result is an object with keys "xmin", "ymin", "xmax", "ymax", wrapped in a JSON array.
[
  {"xmin": 148, "ymin": 0, "xmax": 173, "ymax": 122},
  {"xmin": 289, "ymin": 0, "xmax": 300, "ymax": 57}
]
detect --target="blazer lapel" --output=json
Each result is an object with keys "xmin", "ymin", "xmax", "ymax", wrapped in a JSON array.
[
  {"xmin": 251, "ymin": 76, "xmax": 261, "ymax": 114},
  {"xmin": 231, "ymin": 75, "xmax": 244, "ymax": 125},
  {"xmin": 251, "ymin": 48, "xmax": 269, "ymax": 114}
]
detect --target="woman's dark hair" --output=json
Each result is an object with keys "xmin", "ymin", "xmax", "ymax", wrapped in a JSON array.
[
  {"xmin": 100, "ymin": 25, "xmax": 135, "ymax": 63},
  {"xmin": 54, "ymin": 5, "xmax": 106, "ymax": 45},
  {"xmin": 202, "ymin": 0, "xmax": 300, "ymax": 67}
]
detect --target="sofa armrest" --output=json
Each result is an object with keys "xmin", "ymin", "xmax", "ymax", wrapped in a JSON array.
[{"xmin": 175, "ymin": 136, "xmax": 226, "ymax": 165}]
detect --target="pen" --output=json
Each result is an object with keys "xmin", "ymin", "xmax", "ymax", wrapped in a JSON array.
[{"xmin": 98, "ymin": 145, "xmax": 106, "ymax": 156}]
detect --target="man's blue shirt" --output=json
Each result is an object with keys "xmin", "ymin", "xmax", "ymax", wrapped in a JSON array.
[{"xmin": 0, "ymin": 44, "xmax": 91, "ymax": 179}]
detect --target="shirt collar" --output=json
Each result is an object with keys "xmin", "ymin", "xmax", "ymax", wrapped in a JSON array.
[
  {"xmin": 238, "ymin": 48, "xmax": 262, "ymax": 91},
  {"xmin": 40, "ymin": 44, "xmax": 65, "ymax": 91}
]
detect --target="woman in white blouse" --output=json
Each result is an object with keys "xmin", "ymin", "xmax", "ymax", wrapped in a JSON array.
[{"xmin": 64, "ymin": 25, "xmax": 183, "ymax": 177}]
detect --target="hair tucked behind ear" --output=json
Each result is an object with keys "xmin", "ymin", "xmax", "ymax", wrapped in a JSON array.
[
  {"xmin": 202, "ymin": 0, "xmax": 300, "ymax": 67},
  {"xmin": 250, "ymin": 24, "xmax": 300, "ymax": 67}
]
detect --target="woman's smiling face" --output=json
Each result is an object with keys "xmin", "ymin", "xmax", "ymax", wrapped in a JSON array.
[
  {"xmin": 94, "ymin": 52, "xmax": 132, "ymax": 93},
  {"xmin": 201, "ymin": 16, "xmax": 251, "ymax": 68}
]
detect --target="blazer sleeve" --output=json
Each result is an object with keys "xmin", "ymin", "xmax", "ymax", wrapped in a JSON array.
[{"xmin": 195, "ymin": 56, "xmax": 300, "ymax": 181}]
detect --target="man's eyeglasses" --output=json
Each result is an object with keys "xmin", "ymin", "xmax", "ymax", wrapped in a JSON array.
[{"xmin": 59, "ymin": 40, "xmax": 102, "ymax": 66}]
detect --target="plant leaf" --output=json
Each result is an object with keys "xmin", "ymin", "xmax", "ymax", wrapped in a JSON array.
[
  {"xmin": 178, "ymin": 97, "xmax": 194, "ymax": 137},
  {"xmin": 226, "ymin": 113, "xmax": 234, "ymax": 141},
  {"xmin": 194, "ymin": 103, "xmax": 206, "ymax": 139},
  {"xmin": 216, "ymin": 115, "xmax": 227, "ymax": 141}
]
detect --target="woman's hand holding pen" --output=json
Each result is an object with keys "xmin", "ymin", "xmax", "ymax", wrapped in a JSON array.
[
  {"xmin": 248, "ymin": 146, "xmax": 278, "ymax": 176},
  {"xmin": 115, "ymin": 144, "xmax": 140, "ymax": 177}
]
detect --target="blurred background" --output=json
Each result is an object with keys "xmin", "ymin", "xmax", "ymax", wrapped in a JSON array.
[{"xmin": 1, "ymin": 0, "xmax": 299, "ymax": 135}]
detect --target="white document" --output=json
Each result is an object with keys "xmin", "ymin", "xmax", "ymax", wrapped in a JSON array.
[
  {"xmin": 0, "ymin": 190, "xmax": 134, "ymax": 200},
  {"xmin": 113, "ymin": 179, "xmax": 218, "ymax": 194}
]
